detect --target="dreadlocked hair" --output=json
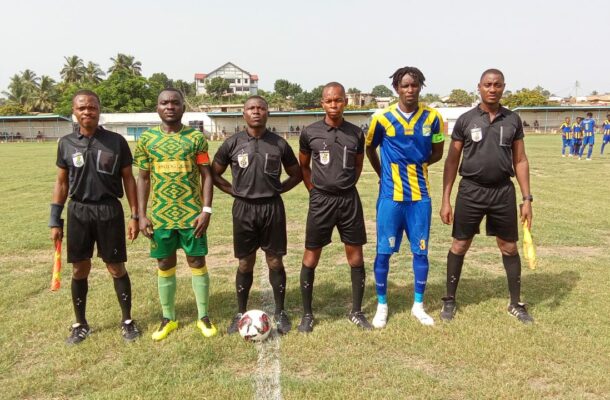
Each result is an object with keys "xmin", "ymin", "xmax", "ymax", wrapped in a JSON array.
[{"xmin": 390, "ymin": 67, "xmax": 426, "ymax": 90}]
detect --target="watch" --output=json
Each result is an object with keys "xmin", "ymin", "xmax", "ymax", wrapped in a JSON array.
[
  {"xmin": 130, "ymin": 215, "xmax": 139, "ymax": 220},
  {"xmin": 522, "ymin": 195, "xmax": 533, "ymax": 202}
]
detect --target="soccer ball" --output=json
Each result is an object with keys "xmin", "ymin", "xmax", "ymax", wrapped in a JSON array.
[{"xmin": 238, "ymin": 310, "xmax": 272, "ymax": 342}]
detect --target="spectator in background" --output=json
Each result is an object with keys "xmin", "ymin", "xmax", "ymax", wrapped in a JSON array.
[{"xmin": 533, "ymin": 120, "xmax": 540, "ymax": 133}]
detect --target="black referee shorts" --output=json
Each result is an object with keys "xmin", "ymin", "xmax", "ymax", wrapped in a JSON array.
[
  {"xmin": 305, "ymin": 187, "xmax": 367, "ymax": 249},
  {"xmin": 452, "ymin": 179, "xmax": 519, "ymax": 242},
  {"xmin": 232, "ymin": 196, "xmax": 287, "ymax": 259},
  {"xmin": 67, "ymin": 198, "xmax": 127, "ymax": 263}
]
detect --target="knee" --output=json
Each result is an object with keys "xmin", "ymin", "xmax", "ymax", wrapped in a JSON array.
[
  {"xmin": 238, "ymin": 257, "xmax": 255, "ymax": 274},
  {"xmin": 72, "ymin": 261, "xmax": 91, "ymax": 280},
  {"xmin": 187, "ymin": 256, "xmax": 205, "ymax": 269},
  {"xmin": 157, "ymin": 258, "xmax": 177, "ymax": 271},
  {"xmin": 499, "ymin": 243, "xmax": 518, "ymax": 256},
  {"xmin": 266, "ymin": 254, "xmax": 284, "ymax": 271},
  {"xmin": 451, "ymin": 241, "xmax": 470, "ymax": 256},
  {"xmin": 106, "ymin": 262, "xmax": 127, "ymax": 278},
  {"xmin": 412, "ymin": 253, "xmax": 428, "ymax": 269},
  {"xmin": 374, "ymin": 254, "xmax": 391, "ymax": 272}
]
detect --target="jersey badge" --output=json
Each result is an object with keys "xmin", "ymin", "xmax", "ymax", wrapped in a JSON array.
[
  {"xmin": 72, "ymin": 152, "xmax": 84, "ymax": 168},
  {"xmin": 319, "ymin": 150, "xmax": 330, "ymax": 165},
  {"xmin": 422, "ymin": 125, "xmax": 431, "ymax": 136},
  {"xmin": 238, "ymin": 152, "xmax": 249, "ymax": 168},
  {"xmin": 470, "ymin": 127, "xmax": 482, "ymax": 142},
  {"xmin": 388, "ymin": 236, "xmax": 396, "ymax": 249}
]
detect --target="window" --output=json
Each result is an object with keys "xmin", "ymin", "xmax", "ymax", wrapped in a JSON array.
[{"xmin": 128, "ymin": 126, "xmax": 149, "ymax": 141}]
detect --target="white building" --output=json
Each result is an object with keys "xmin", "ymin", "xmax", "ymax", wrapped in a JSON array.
[{"xmin": 195, "ymin": 62, "xmax": 258, "ymax": 96}]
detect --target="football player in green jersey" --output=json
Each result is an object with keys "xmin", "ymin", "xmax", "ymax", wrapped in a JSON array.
[{"xmin": 134, "ymin": 88, "xmax": 217, "ymax": 341}]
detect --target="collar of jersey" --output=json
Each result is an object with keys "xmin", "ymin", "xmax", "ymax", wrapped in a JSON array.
[
  {"xmin": 390, "ymin": 103, "xmax": 423, "ymax": 127},
  {"xmin": 158, "ymin": 124, "xmax": 185, "ymax": 135}
]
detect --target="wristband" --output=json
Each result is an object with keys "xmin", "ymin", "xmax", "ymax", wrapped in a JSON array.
[
  {"xmin": 130, "ymin": 215, "xmax": 139, "ymax": 221},
  {"xmin": 522, "ymin": 195, "xmax": 533, "ymax": 202},
  {"xmin": 49, "ymin": 203, "xmax": 64, "ymax": 228},
  {"xmin": 202, "ymin": 206, "xmax": 213, "ymax": 214}
]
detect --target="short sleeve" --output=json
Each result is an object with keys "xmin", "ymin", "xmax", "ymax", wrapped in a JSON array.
[
  {"xmin": 356, "ymin": 128, "xmax": 365, "ymax": 154},
  {"xmin": 119, "ymin": 135, "xmax": 133, "ymax": 169},
  {"xmin": 213, "ymin": 139, "xmax": 231, "ymax": 166},
  {"xmin": 299, "ymin": 127, "xmax": 311, "ymax": 154},
  {"xmin": 281, "ymin": 141, "xmax": 299, "ymax": 168},
  {"xmin": 133, "ymin": 134, "xmax": 150, "ymax": 170},
  {"xmin": 431, "ymin": 113, "xmax": 445, "ymax": 144},
  {"xmin": 451, "ymin": 115, "xmax": 466, "ymax": 142},
  {"xmin": 365, "ymin": 115, "xmax": 382, "ymax": 148},
  {"xmin": 195, "ymin": 132, "xmax": 210, "ymax": 165},
  {"xmin": 515, "ymin": 117, "xmax": 525, "ymax": 140},
  {"xmin": 56, "ymin": 139, "xmax": 68, "ymax": 169}
]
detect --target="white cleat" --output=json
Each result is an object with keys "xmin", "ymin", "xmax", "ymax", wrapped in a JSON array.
[
  {"xmin": 411, "ymin": 304, "xmax": 434, "ymax": 326},
  {"xmin": 372, "ymin": 303, "xmax": 388, "ymax": 329}
]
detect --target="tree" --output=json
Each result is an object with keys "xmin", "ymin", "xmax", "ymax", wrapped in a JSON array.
[
  {"xmin": 96, "ymin": 70, "xmax": 156, "ymax": 112},
  {"xmin": 2, "ymin": 74, "xmax": 28, "ymax": 108},
  {"xmin": 533, "ymin": 85, "xmax": 550, "ymax": 98},
  {"xmin": 503, "ymin": 88, "xmax": 548, "ymax": 108},
  {"xmin": 108, "ymin": 53, "xmax": 142, "ymax": 76},
  {"xmin": 274, "ymin": 79, "xmax": 302, "ymax": 98},
  {"xmin": 448, "ymin": 89, "xmax": 475, "ymax": 106},
  {"xmin": 149, "ymin": 73, "xmax": 173, "ymax": 89},
  {"xmin": 31, "ymin": 75, "xmax": 57, "ymax": 112},
  {"xmin": 205, "ymin": 77, "xmax": 230, "ymax": 98},
  {"xmin": 0, "ymin": 103, "xmax": 26, "ymax": 116},
  {"xmin": 371, "ymin": 84, "xmax": 393, "ymax": 97},
  {"xmin": 421, "ymin": 93, "xmax": 442, "ymax": 103},
  {"xmin": 60, "ymin": 55, "xmax": 85, "ymax": 83},
  {"xmin": 174, "ymin": 79, "xmax": 195, "ymax": 97},
  {"xmin": 83, "ymin": 61, "xmax": 105, "ymax": 84},
  {"xmin": 590, "ymin": 90, "xmax": 599, "ymax": 96},
  {"xmin": 347, "ymin": 87, "xmax": 361, "ymax": 94}
]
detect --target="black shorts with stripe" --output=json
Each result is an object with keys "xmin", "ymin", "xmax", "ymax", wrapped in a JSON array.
[
  {"xmin": 305, "ymin": 187, "xmax": 367, "ymax": 249},
  {"xmin": 452, "ymin": 178, "xmax": 518, "ymax": 242},
  {"xmin": 232, "ymin": 196, "xmax": 287, "ymax": 259},
  {"xmin": 67, "ymin": 198, "xmax": 126, "ymax": 263}
]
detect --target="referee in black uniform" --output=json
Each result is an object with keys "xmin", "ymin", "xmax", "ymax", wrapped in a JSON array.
[
  {"xmin": 439, "ymin": 69, "xmax": 534, "ymax": 324},
  {"xmin": 297, "ymin": 82, "xmax": 371, "ymax": 333},
  {"xmin": 49, "ymin": 90, "xmax": 141, "ymax": 344},
  {"xmin": 212, "ymin": 95, "xmax": 302, "ymax": 335}
]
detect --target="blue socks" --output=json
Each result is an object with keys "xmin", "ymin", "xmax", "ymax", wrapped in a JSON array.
[
  {"xmin": 413, "ymin": 254, "xmax": 429, "ymax": 303},
  {"xmin": 374, "ymin": 254, "xmax": 390, "ymax": 304}
]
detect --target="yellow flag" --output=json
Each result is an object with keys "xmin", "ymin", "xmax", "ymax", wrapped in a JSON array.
[{"xmin": 522, "ymin": 222, "xmax": 537, "ymax": 270}]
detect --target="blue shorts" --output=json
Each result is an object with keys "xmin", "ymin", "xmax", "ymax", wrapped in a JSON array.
[
  {"xmin": 375, "ymin": 197, "xmax": 431, "ymax": 255},
  {"xmin": 583, "ymin": 136, "xmax": 594, "ymax": 145},
  {"xmin": 603, "ymin": 134, "xmax": 610, "ymax": 143}
]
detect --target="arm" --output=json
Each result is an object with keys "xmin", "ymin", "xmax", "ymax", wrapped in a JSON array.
[
  {"xmin": 193, "ymin": 164, "xmax": 213, "ymax": 238},
  {"xmin": 211, "ymin": 161, "xmax": 234, "ymax": 196},
  {"xmin": 299, "ymin": 151, "xmax": 314, "ymax": 191},
  {"xmin": 428, "ymin": 142, "xmax": 444, "ymax": 166},
  {"xmin": 281, "ymin": 162, "xmax": 302, "ymax": 193},
  {"xmin": 512, "ymin": 139, "xmax": 532, "ymax": 229},
  {"xmin": 440, "ymin": 140, "xmax": 463, "ymax": 225},
  {"xmin": 136, "ymin": 168, "xmax": 153, "ymax": 238},
  {"xmin": 365, "ymin": 145, "xmax": 381, "ymax": 178},
  {"xmin": 50, "ymin": 168, "xmax": 69, "ymax": 243},
  {"xmin": 121, "ymin": 165, "xmax": 139, "ymax": 241}
]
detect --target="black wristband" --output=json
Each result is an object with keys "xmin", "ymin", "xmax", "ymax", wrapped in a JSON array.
[{"xmin": 49, "ymin": 203, "xmax": 64, "ymax": 228}]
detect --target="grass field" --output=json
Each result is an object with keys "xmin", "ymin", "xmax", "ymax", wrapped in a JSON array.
[{"xmin": 1, "ymin": 136, "xmax": 609, "ymax": 399}]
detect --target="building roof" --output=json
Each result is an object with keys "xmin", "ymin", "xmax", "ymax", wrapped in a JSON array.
[
  {"xmin": 195, "ymin": 62, "xmax": 257, "ymax": 80},
  {"xmin": 194, "ymin": 73, "xmax": 208, "ymax": 80},
  {"xmin": 0, "ymin": 114, "xmax": 72, "ymax": 122},
  {"xmin": 207, "ymin": 110, "xmax": 376, "ymax": 118}
]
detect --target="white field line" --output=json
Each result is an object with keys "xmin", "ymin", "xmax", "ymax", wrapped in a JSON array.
[{"xmin": 254, "ymin": 252, "xmax": 282, "ymax": 400}]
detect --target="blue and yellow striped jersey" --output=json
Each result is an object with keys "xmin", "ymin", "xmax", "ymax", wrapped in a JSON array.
[
  {"xmin": 603, "ymin": 119, "xmax": 610, "ymax": 131},
  {"xmin": 366, "ymin": 103, "xmax": 444, "ymax": 202},
  {"xmin": 560, "ymin": 122, "xmax": 571, "ymax": 134}
]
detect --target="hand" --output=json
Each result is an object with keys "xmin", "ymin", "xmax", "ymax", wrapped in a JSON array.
[
  {"xmin": 192, "ymin": 211, "xmax": 211, "ymax": 238},
  {"xmin": 520, "ymin": 202, "xmax": 533, "ymax": 229},
  {"xmin": 440, "ymin": 202, "xmax": 453, "ymax": 225},
  {"xmin": 139, "ymin": 216, "xmax": 154, "ymax": 239},
  {"xmin": 127, "ymin": 218, "xmax": 139, "ymax": 241},
  {"xmin": 50, "ymin": 227, "xmax": 63, "ymax": 243}
]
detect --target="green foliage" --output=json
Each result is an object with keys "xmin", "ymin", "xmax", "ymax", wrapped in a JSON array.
[
  {"xmin": 60, "ymin": 56, "xmax": 85, "ymax": 84},
  {"xmin": 96, "ymin": 70, "xmax": 157, "ymax": 112},
  {"xmin": 205, "ymin": 77, "xmax": 230, "ymax": 98},
  {"xmin": 53, "ymin": 82, "xmax": 97, "ymax": 116},
  {"xmin": 174, "ymin": 79, "xmax": 196, "ymax": 97},
  {"xmin": 149, "ymin": 73, "xmax": 172, "ymax": 89},
  {"xmin": 0, "ymin": 103, "xmax": 26, "ymax": 115},
  {"xmin": 503, "ymin": 88, "xmax": 548, "ymax": 108},
  {"xmin": 83, "ymin": 61, "xmax": 105, "ymax": 85},
  {"xmin": 371, "ymin": 84, "xmax": 393, "ymax": 97},
  {"xmin": 421, "ymin": 93, "xmax": 442, "ymax": 104},
  {"xmin": 347, "ymin": 87, "xmax": 361, "ymax": 94},
  {"xmin": 274, "ymin": 79, "xmax": 302, "ymax": 98},
  {"xmin": 448, "ymin": 89, "xmax": 476, "ymax": 106},
  {"xmin": 108, "ymin": 53, "xmax": 142, "ymax": 76}
]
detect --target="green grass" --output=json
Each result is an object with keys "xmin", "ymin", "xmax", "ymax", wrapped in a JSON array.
[{"xmin": 1, "ymin": 136, "xmax": 609, "ymax": 399}]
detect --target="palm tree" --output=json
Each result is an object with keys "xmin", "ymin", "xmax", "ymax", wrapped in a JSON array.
[
  {"xmin": 108, "ymin": 53, "xmax": 142, "ymax": 76},
  {"xmin": 83, "ymin": 61, "xmax": 105, "ymax": 84},
  {"xmin": 60, "ymin": 56, "xmax": 85, "ymax": 83},
  {"xmin": 2, "ymin": 74, "xmax": 28, "ymax": 107},
  {"xmin": 32, "ymin": 76, "xmax": 57, "ymax": 112},
  {"xmin": 20, "ymin": 69, "xmax": 40, "ymax": 91}
]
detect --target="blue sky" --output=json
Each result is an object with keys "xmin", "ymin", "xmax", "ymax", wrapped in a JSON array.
[{"xmin": 2, "ymin": 0, "xmax": 609, "ymax": 98}]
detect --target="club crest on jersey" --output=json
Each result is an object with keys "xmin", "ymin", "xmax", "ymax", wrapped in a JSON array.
[
  {"xmin": 388, "ymin": 236, "xmax": 396, "ymax": 248},
  {"xmin": 470, "ymin": 127, "xmax": 482, "ymax": 142},
  {"xmin": 72, "ymin": 152, "xmax": 84, "ymax": 167},
  {"xmin": 238, "ymin": 153, "xmax": 249, "ymax": 168},
  {"xmin": 319, "ymin": 150, "xmax": 330, "ymax": 165},
  {"xmin": 422, "ymin": 125, "xmax": 432, "ymax": 136}
]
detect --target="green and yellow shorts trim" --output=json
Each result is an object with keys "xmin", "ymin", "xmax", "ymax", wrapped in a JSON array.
[{"xmin": 150, "ymin": 228, "xmax": 208, "ymax": 258}]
